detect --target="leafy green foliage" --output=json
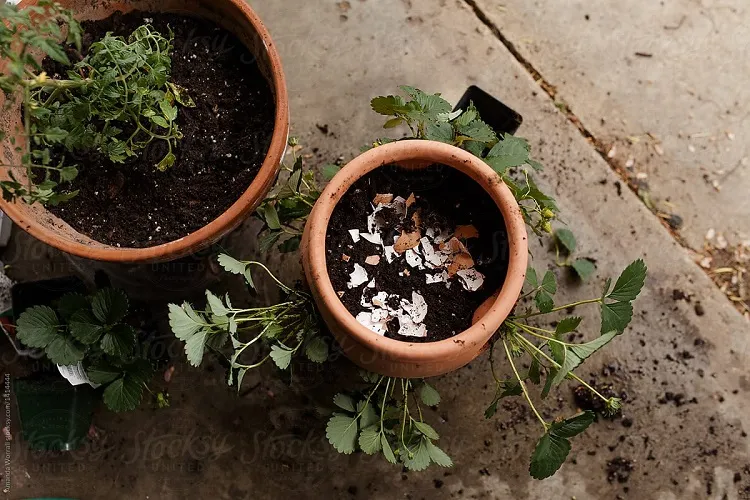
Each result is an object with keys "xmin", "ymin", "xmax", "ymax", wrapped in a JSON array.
[
  {"xmin": 0, "ymin": 2, "xmax": 193, "ymax": 204},
  {"xmin": 167, "ymin": 254, "xmax": 329, "ymax": 389},
  {"xmin": 14, "ymin": 288, "xmax": 153, "ymax": 412},
  {"xmin": 553, "ymin": 229, "xmax": 597, "ymax": 281},
  {"xmin": 327, "ymin": 376, "xmax": 452, "ymax": 470}
]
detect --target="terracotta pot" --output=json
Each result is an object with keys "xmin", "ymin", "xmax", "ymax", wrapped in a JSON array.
[
  {"xmin": 301, "ymin": 140, "xmax": 528, "ymax": 378},
  {"xmin": 0, "ymin": 0, "xmax": 289, "ymax": 263}
]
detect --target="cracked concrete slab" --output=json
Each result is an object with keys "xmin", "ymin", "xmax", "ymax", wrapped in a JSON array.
[
  {"xmin": 2, "ymin": 0, "xmax": 750, "ymax": 499},
  {"xmin": 470, "ymin": 0, "xmax": 750, "ymax": 250}
]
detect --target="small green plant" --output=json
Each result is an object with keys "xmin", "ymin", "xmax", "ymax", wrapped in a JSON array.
[
  {"xmin": 168, "ymin": 254, "xmax": 329, "ymax": 388},
  {"xmin": 553, "ymin": 228, "xmax": 596, "ymax": 281},
  {"xmin": 327, "ymin": 373, "xmax": 451, "ymax": 471},
  {"xmin": 15, "ymin": 288, "xmax": 155, "ymax": 412},
  {"xmin": 0, "ymin": 1, "xmax": 193, "ymax": 205}
]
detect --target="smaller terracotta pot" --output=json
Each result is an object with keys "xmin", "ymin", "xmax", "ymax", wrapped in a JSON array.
[{"xmin": 301, "ymin": 140, "xmax": 528, "ymax": 378}]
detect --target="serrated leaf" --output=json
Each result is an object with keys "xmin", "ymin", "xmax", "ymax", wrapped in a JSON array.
[
  {"xmin": 91, "ymin": 288, "xmax": 128, "ymax": 325},
  {"xmin": 59, "ymin": 166, "xmax": 78, "ymax": 182},
  {"xmin": 458, "ymin": 119, "xmax": 496, "ymax": 143},
  {"xmin": 358, "ymin": 426, "xmax": 382, "ymax": 454},
  {"xmin": 485, "ymin": 134, "xmax": 530, "ymax": 171},
  {"xmin": 259, "ymin": 231, "xmax": 281, "ymax": 254},
  {"xmin": 263, "ymin": 204, "xmax": 281, "ymax": 230},
  {"xmin": 69, "ymin": 309, "xmax": 105, "ymax": 345},
  {"xmin": 86, "ymin": 361, "xmax": 122, "ymax": 385},
  {"xmin": 600, "ymin": 301, "xmax": 633, "ymax": 334},
  {"xmin": 413, "ymin": 421, "xmax": 439, "ymax": 440},
  {"xmin": 403, "ymin": 438, "xmax": 431, "ymax": 471},
  {"xmin": 333, "ymin": 393, "xmax": 356, "ymax": 412},
  {"xmin": 326, "ymin": 415, "xmax": 358, "ymax": 454},
  {"xmin": 526, "ymin": 267, "xmax": 538, "ymax": 288},
  {"xmin": 541, "ymin": 369, "xmax": 556, "ymax": 399},
  {"xmin": 607, "ymin": 259, "xmax": 647, "ymax": 302},
  {"xmin": 424, "ymin": 122, "xmax": 453, "ymax": 143},
  {"xmin": 321, "ymin": 164, "xmax": 341, "ymax": 181},
  {"xmin": 419, "ymin": 382, "xmax": 440, "ymax": 407},
  {"xmin": 184, "ymin": 330, "xmax": 208, "ymax": 367},
  {"xmin": 56, "ymin": 293, "xmax": 89, "ymax": 319},
  {"xmin": 205, "ymin": 290, "xmax": 228, "ymax": 317},
  {"xmin": 16, "ymin": 305, "xmax": 59, "ymax": 348},
  {"xmin": 601, "ymin": 277, "xmax": 612, "ymax": 298},
  {"xmin": 529, "ymin": 357, "xmax": 541, "ymax": 385},
  {"xmin": 151, "ymin": 115, "xmax": 169, "ymax": 128},
  {"xmin": 45, "ymin": 336, "xmax": 84, "ymax": 365},
  {"xmin": 550, "ymin": 411, "xmax": 595, "ymax": 438},
  {"xmin": 381, "ymin": 435, "xmax": 397, "ymax": 464},
  {"xmin": 100, "ymin": 324, "xmax": 136, "ymax": 358},
  {"xmin": 555, "ymin": 317, "xmax": 582, "ymax": 335},
  {"xmin": 554, "ymin": 229, "xmax": 576, "ymax": 254},
  {"xmin": 541, "ymin": 271, "xmax": 557, "ymax": 294},
  {"xmin": 535, "ymin": 290, "xmax": 554, "ymax": 313},
  {"xmin": 359, "ymin": 401, "xmax": 378, "ymax": 428},
  {"xmin": 270, "ymin": 344, "xmax": 293, "ymax": 370},
  {"xmin": 571, "ymin": 258, "xmax": 596, "ymax": 281},
  {"xmin": 552, "ymin": 331, "xmax": 619, "ymax": 385},
  {"xmin": 304, "ymin": 336, "xmax": 328, "ymax": 363},
  {"xmin": 371, "ymin": 95, "xmax": 406, "ymax": 115},
  {"xmin": 529, "ymin": 432, "xmax": 571, "ymax": 480},
  {"xmin": 102, "ymin": 375, "xmax": 144, "ymax": 412},
  {"xmin": 425, "ymin": 440, "xmax": 453, "ymax": 467},
  {"xmin": 168, "ymin": 303, "xmax": 203, "ymax": 340}
]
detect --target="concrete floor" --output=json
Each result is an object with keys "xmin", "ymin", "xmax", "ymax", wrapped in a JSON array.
[{"xmin": 2, "ymin": 0, "xmax": 750, "ymax": 499}]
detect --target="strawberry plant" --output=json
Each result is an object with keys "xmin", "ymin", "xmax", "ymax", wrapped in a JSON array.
[
  {"xmin": 15, "ymin": 288, "xmax": 156, "ymax": 412},
  {"xmin": 0, "ymin": 1, "xmax": 193, "ymax": 205}
]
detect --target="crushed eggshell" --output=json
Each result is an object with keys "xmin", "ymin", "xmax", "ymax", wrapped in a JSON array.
[
  {"xmin": 394, "ymin": 229, "xmax": 422, "ymax": 253},
  {"xmin": 426, "ymin": 271, "xmax": 450, "ymax": 284},
  {"xmin": 371, "ymin": 291, "xmax": 389, "ymax": 308},
  {"xmin": 454, "ymin": 225, "xmax": 479, "ymax": 240},
  {"xmin": 361, "ymin": 232, "xmax": 383, "ymax": 245},
  {"xmin": 396, "ymin": 314, "xmax": 427, "ymax": 337},
  {"xmin": 349, "ymin": 229, "xmax": 361, "ymax": 243},
  {"xmin": 421, "ymin": 237, "xmax": 450, "ymax": 268},
  {"xmin": 367, "ymin": 279, "xmax": 376, "ymax": 288},
  {"xmin": 401, "ymin": 291, "xmax": 428, "ymax": 323},
  {"xmin": 383, "ymin": 245, "xmax": 397, "ymax": 263},
  {"xmin": 365, "ymin": 255, "xmax": 381, "ymax": 266},
  {"xmin": 447, "ymin": 252, "xmax": 475, "ymax": 276},
  {"xmin": 347, "ymin": 264, "xmax": 369, "ymax": 288},
  {"xmin": 373, "ymin": 193, "xmax": 394, "ymax": 205},
  {"xmin": 405, "ymin": 248, "xmax": 424, "ymax": 269},
  {"xmin": 356, "ymin": 311, "xmax": 388, "ymax": 336},
  {"xmin": 457, "ymin": 269, "xmax": 485, "ymax": 291}
]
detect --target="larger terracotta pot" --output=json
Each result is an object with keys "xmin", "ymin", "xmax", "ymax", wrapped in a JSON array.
[
  {"xmin": 0, "ymin": 0, "xmax": 289, "ymax": 263},
  {"xmin": 301, "ymin": 140, "xmax": 528, "ymax": 378}
]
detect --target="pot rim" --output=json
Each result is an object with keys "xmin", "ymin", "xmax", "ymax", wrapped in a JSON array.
[
  {"xmin": 0, "ymin": 0, "xmax": 289, "ymax": 263},
  {"xmin": 306, "ymin": 139, "xmax": 528, "ymax": 363}
]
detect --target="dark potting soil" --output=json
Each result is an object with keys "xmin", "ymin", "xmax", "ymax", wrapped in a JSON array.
[
  {"xmin": 43, "ymin": 12, "xmax": 275, "ymax": 247},
  {"xmin": 325, "ymin": 165, "xmax": 510, "ymax": 342}
]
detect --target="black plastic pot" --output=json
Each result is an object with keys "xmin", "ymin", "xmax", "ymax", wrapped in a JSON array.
[
  {"xmin": 454, "ymin": 85, "xmax": 523, "ymax": 136},
  {"xmin": 10, "ymin": 277, "xmax": 96, "ymax": 451}
]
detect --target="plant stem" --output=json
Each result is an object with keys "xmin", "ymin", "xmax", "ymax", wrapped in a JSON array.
[
  {"xmin": 502, "ymin": 339, "xmax": 547, "ymax": 432},
  {"xmin": 512, "ymin": 298, "xmax": 602, "ymax": 319}
]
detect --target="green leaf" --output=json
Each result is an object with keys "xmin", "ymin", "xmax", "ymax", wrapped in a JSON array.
[
  {"xmin": 529, "ymin": 432, "xmax": 571, "ymax": 480},
  {"xmin": 217, "ymin": 254, "xmax": 246, "ymax": 275},
  {"xmin": 413, "ymin": 421, "xmax": 439, "ymax": 440},
  {"xmin": 534, "ymin": 290, "xmax": 553, "ymax": 313},
  {"xmin": 541, "ymin": 271, "xmax": 557, "ymax": 294},
  {"xmin": 383, "ymin": 117, "xmax": 403, "ymax": 129},
  {"xmin": 600, "ymin": 301, "xmax": 633, "ymax": 334},
  {"xmin": 424, "ymin": 122, "xmax": 453, "ymax": 143},
  {"xmin": 485, "ymin": 134, "xmax": 530, "ymax": 171},
  {"xmin": 552, "ymin": 331, "xmax": 619, "ymax": 385},
  {"xmin": 554, "ymin": 229, "xmax": 576, "ymax": 254},
  {"xmin": 326, "ymin": 414, "xmax": 358, "ymax": 454},
  {"xmin": 16, "ymin": 305, "xmax": 59, "ymax": 348},
  {"xmin": 167, "ymin": 82, "xmax": 196, "ymax": 107},
  {"xmin": 485, "ymin": 381, "xmax": 523, "ymax": 418},
  {"xmin": 358, "ymin": 426, "xmax": 382, "ymax": 454},
  {"xmin": 100, "ymin": 324, "xmax": 137, "ymax": 358},
  {"xmin": 59, "ymin": 166, "xmax": 78, "ymax": 182},
  {"xmin": 259, "ymin": 232, "xmax": 281, "ymax": 253},
  {"xmin": 333, "ymin": 393, "xmax": 356, "ymax": 412},
  {"xmin": 403, "ymin": 438, "xmax": 431, "ymax": 471},
  {"xmin": 458, "ymin": 119, "xmax": 496, "ymax": 143},
  {"xmin": 607, "ymin": 259, "xmax": 647, "ymax": 302},
  {"xmin": 601, "ymin": 277, "xmax": 613, "ymax": 298},
  {"xmin": 69, "ymin": 309, "xmax": 106, "ymax": 345},
  {"xmin": 549, "ymin": 411, "xmax": 595, "ymax": 438},
  {"xmin": 371, "ymin": 95, "xmax": 406, "ymax": 115},
  {"xmin": 270, "ymin": 344, "xmax": 293, "ymax": 370},
  {"xmin": 159, "ymin": 100, "xmax": 178, "ymax": 121},
  {"xmin": 528, "ymin": 357, "xmax": 541, "ymax": 385},
  {"xmin": 205, "ymin": 290, "xmax": 228, "ymax": 317},
  {"xmin": 425, "ymin": 440, "xmax": 453, "ymax": 467},
  {"xmin": 541, "ymin": 369, "xmax": 555, "ymax": 399},
  {"xmin": 43, "ymin": 127, "xmax": 69, "ymax": 144},
  {"xmin": 358, "ymin": 400, "xmax": 378, "ymax": 428},
  {"xmin": 91, "ymin": 288, "xmax": 128, "ymax": 325},
  {"xmin": 102, "ymin": 375, "xmax": 144, "ymax": 412},
  {"xmin": 45, "ymin": 336, "xmax": 84, "ymax": 365},
  {"xmin": 150, "ymin": 115, "xmax": 169, "ymax": 128},
  {"xmin": 168, "ymin": 303, "xmax": 204, "ymax": 340},
  {"xmin": 571, "ymin": 258, "xmax": 596, "ymax": 281},
  {"xmin": 381, "ymin": 434, "xmax": 397, "ymax": 464},
  {"xmin": 419, "ymin": 382, "xmax": 441, "ymax": 407},
  {"xmin": 86, "ymin": 361, "xmax": 122, "ymax": 385},
  {"xmin": 526, "ymin": 267, "xmax": 538, "ymax": 287},
  {"xmin": 555, "ymin": 317, "xmax": 582, "ymax": 335},
  {"xmin": 263, "ymin": 204, "xmax": 281, "ymax": 230},
  {"xmin": 184, "ymin": 330, "xmax": 208, "ymax": 367},
  {"xmin": 156, "ymin": 152, "xmax": 176, "ymax": 172},
  {"xmin": 56, "ymin": 293, "xmax": 88, "ymax": 320},
  {"xmin": 278, "ymin": 235, "xmax": 301, "ymax": 253},
  {"xmin": 304, "ymin": 336, "xmax": 328, "ymax": 363},
  {"xmin": 321, "ymin": 164, "xmax": 341, "ymax": 181}
]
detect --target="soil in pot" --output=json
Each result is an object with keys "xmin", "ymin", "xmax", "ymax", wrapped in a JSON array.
[
  {"xmin": 325, "ymin": 165, "xmax": 510, "ymax": 343},
  {"xmin": 42, "ymin": 11, "xmax": 275, "ymax": 248}
]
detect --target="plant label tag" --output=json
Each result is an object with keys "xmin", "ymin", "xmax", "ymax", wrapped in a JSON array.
[{"xmin": 57, "ymin": 363, "xmax": 100, "ymax": 389}]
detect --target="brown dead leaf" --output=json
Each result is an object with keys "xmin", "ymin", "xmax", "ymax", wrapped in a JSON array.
[
  {"xmin": 405, "ymin": 193, "xmax": 416, "ymax": 207},
  {"xmin": 365, "ymin": 255, "xmax": 381, "ymax": 266},
  {"xmin": 394, "ymin": 229, "xmax": 421, "ymax": 253},
  {"xmin": 342, "ymin": 254, "xmax": 351, "ymax": 262},
  {"xmin": 444, "ymin": 237, "xmax": 469, "ymax": 255},
  {"xmin": 373, "ymin": 193, "xmax": 394, "ymax": 205},
  {"xmin": 454, "ymin": 225, "xmax": 479, "ymax": 240},
  {"xmin": 411, "ymin": 210, "xmax": 422, "ymax": 229},
  {"xmin": 447, "ymin": 252, "xmax": 474, "ymax": 276}
]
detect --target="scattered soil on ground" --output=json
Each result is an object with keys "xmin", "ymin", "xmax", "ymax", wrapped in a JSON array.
[
  {"xmin": 44, "ymin": 12, "xmax": 275, "ymax": 247},
  {"xmin": 326, "ymin": 165, "xmax": 509, "ymax": 342}
]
